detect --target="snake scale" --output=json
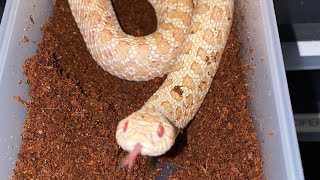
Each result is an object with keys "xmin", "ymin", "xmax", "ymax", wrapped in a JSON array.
[{"xmin": 68, "ymin": 0, "xmax": 234, "ymax": 168}]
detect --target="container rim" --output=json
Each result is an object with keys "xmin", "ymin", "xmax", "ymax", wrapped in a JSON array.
[
  {"xmin": 0, "ymin": 0, "xmax": 19, "ymax": 83},
  {"xmin": 261, "ymin": 0, "xmax": 304, "ymax": 179}
]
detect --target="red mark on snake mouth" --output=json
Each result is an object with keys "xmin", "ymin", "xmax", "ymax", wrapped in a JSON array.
[
  {"xmin": 123, "ymin": 121, "xmax": 128, "ymax": 132},
  {"xmin": 157, "ymin": 124, "xmax": 165, "ymax": 138}
]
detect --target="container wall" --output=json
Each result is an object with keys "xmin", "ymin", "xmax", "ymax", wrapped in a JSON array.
[
  {"xmin": 0, "ymin": 0, "xmax": 303, "ymax": 179},
  {"xmin": 0, "ymin": 0, "xmax": 53, "ymax": 178},
  {"xmin": 236, "ymin": 0, "xmax": 304, "ymax": 179}
]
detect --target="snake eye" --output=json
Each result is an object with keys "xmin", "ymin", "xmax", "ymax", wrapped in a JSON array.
[
  {"xmin": 157, "ymin": 124, "xmax": 165, "ymax": 138},
  {"xmin": 123, "ymin": 121, "xmax": 128, "ymax": 132}
]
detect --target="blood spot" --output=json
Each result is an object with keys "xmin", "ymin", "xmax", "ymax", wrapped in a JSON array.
[{"xmin": 157, "ymin": 124, "xmax": 165, "ymax": 138}]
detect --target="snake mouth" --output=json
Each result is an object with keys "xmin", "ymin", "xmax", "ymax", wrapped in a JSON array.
[{"xmin": 119, "ymin": 143, "xmax": 143, "ymax": 169}]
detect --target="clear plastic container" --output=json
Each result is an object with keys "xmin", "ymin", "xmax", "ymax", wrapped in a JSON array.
[{"xmin": 0, "ymin": 0, "xmax": 304, "ymax": 179}]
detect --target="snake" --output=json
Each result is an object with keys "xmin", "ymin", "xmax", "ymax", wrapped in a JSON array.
[{"xmin": 68, "ymin": 0, "xmax": 234, "ymax": 168}]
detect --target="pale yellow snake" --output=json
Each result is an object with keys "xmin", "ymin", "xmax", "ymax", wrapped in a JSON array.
[{"xmin": 68, "ymin": 0, "xmax": 234, "ymax": 168}]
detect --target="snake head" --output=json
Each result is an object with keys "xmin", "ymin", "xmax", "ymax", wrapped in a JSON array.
[{"xmin": 116, "ymin": 110, "xmax": 175, "ymax": 167}]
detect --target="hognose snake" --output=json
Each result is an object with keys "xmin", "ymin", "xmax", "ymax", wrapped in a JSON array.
[{"xmin": 68, "ymin": 0, "xmax": 234, "ymax": 168}]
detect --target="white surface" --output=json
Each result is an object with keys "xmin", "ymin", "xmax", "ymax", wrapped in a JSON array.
[
  {"xmin": 282, "ymin": 40, "xmax": 320, "ymax": 70},
  {"xmin": 0, "ymin": 0, "xmax": 303, "ymax": 179},
  {"xmin": 297, "ymin": 41, "xmax": 320, "ymax": 57}
]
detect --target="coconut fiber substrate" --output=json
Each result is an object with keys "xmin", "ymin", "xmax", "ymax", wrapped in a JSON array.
[{"xmin": 12, "ymin": 0, "xmax": 263, "ymax": 179}]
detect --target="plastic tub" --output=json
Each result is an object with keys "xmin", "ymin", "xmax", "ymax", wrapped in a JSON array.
[{"xmin": 0, "ymin": 0, "xmax": 304, "ymax": 179}]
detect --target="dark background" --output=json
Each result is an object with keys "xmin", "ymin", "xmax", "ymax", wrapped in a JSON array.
[
  {"xmin": 274, "ymin": 0, "xmax": 320, "ymax": 179},
  {"xmin": 0, "ymin": 0, "xmax": 318, "ymax": 179},
  {"xmin": 0, "ymin": 0, "xmax": 5, "ymax": 22}
]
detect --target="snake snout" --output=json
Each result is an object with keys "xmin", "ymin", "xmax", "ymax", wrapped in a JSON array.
[{"xmin": 116, "ymin": 111, "xmax": 176, "ymax": 157}]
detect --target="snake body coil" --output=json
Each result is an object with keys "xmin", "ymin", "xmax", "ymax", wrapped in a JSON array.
[{"xmin": 68, "ymin": 0, "xmax": 234, "ymax": 167}]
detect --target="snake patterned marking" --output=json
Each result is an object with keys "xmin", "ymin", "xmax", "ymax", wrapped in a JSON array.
[
  {"xmin": 68, "ymin": 0, "xmax": 234, "ymax": 168},
  {"xmin": 68, "ymin": 0, "xmax": 194, "ymax": 81}
]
